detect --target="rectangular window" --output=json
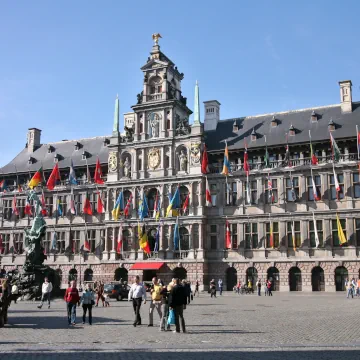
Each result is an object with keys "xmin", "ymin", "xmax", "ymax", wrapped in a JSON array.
[
  {"xmin": 1, "ymin": 234, "xmax": 10, "ymax": 254},
  {"xmin": 244, "ymin": 180, "xmax": 257, "ymax": 205},
  {"xmin": 355, "ymin": 219, "xmax": 360, "ymax": 246},
  {"xmin": 330, "ymin": 173, "xmax": 344, "ymax": 200},
  {"xmin": 265, "ymin": 179, "xmax": 278, "ymax": 204},
  {"xmin": 353, "ymin": 173, "xmax": 360, "ymax": 199},
  {"xmin": 3, "ymin": 200, "xmax": 12, "ymax": 220},
  {"xmin": 17, "ymin": 198, "xmax": 25, "ymax": 218},
  {"xmin": 71, "ymin": 230, "xmax": 81, "ymax": 254},
  {"xmin": 89, "ymin": 193, "xmax": 98, "ymax": 214},
  {"xmin": 226, "ymin": 182, "xmax": 237, "ymax": 206},
  {"xmin": 75, "ymin": 194, "xmax": 82, "ymax": 215},
  {"xmin": 86, "ymin": 229, "xmax": 96, "ymax": 253},
  {"xmin": 231, "ymin": 224, "xmax": 238, "ymax": 249},
  {"xmin": 332, "ymin": 218, "xmax": 346, "ymax": 246},
  {"xmin": 57, "ymin": 231, "xmax": 66, "ymax": 254},
  {"xmin": 286, "ymin": 177, "xmax": 299, "ymax": 202},
  {"xmin": 210, "ymin": 184, "xmax": 217, "ymax": 207},
  {"xmin": 43, "ymin": 232, "xmax": 51, "ymax": 255},
  {"xmin": 266, "ymin": 222, "xmax": 279, "ymax": 248},
  {"xmin": 287, "ymin": 221, "xmax": 301, "ymax": 248},
  {"xmin": 45, "ymin": 196, "xmax": 53, "ymax": 217},
  {"xmin": 309, "ymin": 220, "xmax": 323, "ymax": 247},
  {"xmin": 307, "ymin": 175, "xmax": 321, "ymax": 201},
  {"xmin": 210, "ymin": 225, "xmax": 217, "ymax": 233},
  {"xmin": 58, "ymin": 195, "xmax": 67, "ymax": 215},
  {"xmin": 13, "ymin": 233, "xmax": 24, "ymax": 254},
  {"xmin": 245, "ymin": 223, "xmax": 258, "ymax": 249}
]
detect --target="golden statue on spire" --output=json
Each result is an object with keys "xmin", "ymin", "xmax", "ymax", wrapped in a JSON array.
[{"xmin": 152, "ymin": 33, "xmax": 162, "ymax": 45}]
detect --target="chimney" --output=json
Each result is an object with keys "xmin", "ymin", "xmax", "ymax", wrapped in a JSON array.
[
  {"xmin": 204, "ymin": 100, "xmax": 221, "ymax": 131},
  {"xmin": 27, "ymin": 128, "xmax": 41, "ymax": 153},
  {"xmin": 339, "ymin": 80, "xmax": 352, "ymax": 113}
]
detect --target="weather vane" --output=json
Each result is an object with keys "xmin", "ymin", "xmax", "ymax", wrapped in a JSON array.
[{"xmin": 152, "ymin": 33, "xmax": 162, "ymax": 45}]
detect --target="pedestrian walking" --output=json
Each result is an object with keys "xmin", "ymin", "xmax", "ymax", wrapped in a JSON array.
[
  {"xmin": 218, "ymin": 279, "xmax": 223, "ymax": 296},
  {"xmin": 210, "ymin": 279, "xmax": 216, "ymax": 298},
  {"xmin": 247, "ymin": 280, "xmax": 253, "ymax": 294},
  {"xmin": 194, "ymin": 280, "xmax": 200, "ymax": 297},
  {"xmin": 64, "ymin": 280, "xmax": 80, "ymax": 325},
  {"xmin": 95, "ymin": 281, "xmax": 105, "ymax": 307},
  {"xmin": 169, "ymin": 278, "xmax": 187, "ymax": 333},
  {"xmin": 104, "ymin": 293, "xmax": 110, "ymax": 307},
  {"xmin": 160, "ymin": 282, "xmax": 170, "ymax": 331},
  {"xmin": 264, "ymin": 281, "xmax": 268, "ymax": 296},
  {"xmin": 80, "ymin": 283, "xmax": 95, "ymax": 325},
  {"xmin": 236, "ymin": 280, "xmax": 241, "ymax": 295},
  {"xmin": 346, "ymin": 279, "xmax": 353, "ymax": 299},
  {"xmin": 183, "ymin": 280, "xmax": 191, "ymax": 304},
  {"xmin": 128, "ymin": 275, "xmax": 146, "ymax": 327},
  {"xmin": 37, "ymin": 277, "xmax": 53, "ymax": 309},
  {"xmin": 11, "ymin": 283, "xmax": 19, "ymax": 304},
  {"xmin": 267, "ymin": 280, "xmax": 273, "ymax": 296},
  {"xmin": 256, "ymin": 279, "xmax": 261, "ymax": 296},
  {"xmin": 148, "ymin": 277, "xmax": 162, "ymax": 327}
]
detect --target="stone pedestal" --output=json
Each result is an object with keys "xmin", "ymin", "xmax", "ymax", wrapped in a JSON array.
[
  {"xmin": 102, "ymin": 251, "xmax": 109, "ymax": 261},
  {"xmin": 109, "ymin": 250, "xmax": 116, "ymax": 260},
  {"xmin": 129, "ymin": 251, "xmax": 136, "ymax": 260},
  {"xmin": 166, "ymin": 250, "xmax": 174, "ymax": 259},
  {"xmin": 187, "ymin": 249, "xmax": 195, "ymax": 259},
  {"xmin": 137, "ymin": 250, "xmax": 144, "ymax": 260}
]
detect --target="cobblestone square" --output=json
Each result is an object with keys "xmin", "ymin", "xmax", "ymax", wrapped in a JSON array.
[{"xmin": 1, "ymin": 292, "xmax": 360, "ymax": 359}]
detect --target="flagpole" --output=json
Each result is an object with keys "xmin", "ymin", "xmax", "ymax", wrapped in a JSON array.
[
  {"xmin": 178, "ymin": 216, "xmax": 181, "ymax": 259},
  {"xmin": 357, "ymin": 125, "xmax": 360, "ymax": 160}
]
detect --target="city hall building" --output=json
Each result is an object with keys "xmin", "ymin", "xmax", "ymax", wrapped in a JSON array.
[{"xmin": 1, "ymin": 36, "xmax": 360, "ymax": 292}]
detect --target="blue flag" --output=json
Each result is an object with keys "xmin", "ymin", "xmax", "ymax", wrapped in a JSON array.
[
  {"xmin": 68, "ymin": 159, "xmax": 77, "ymax": 185},
  {"xmin": 57, "ymin": 199, "xmax": 63, "ymax": 217},
  {"xmin": 51, "ymin": 232, "xmax": 57, "ymax": 251},
  {"xmin": 173, "ymin": 217, "xmax": 180, "ymax": 250},
  {"xmin": 139, "ymin": 194, "xmax": 149, "ymax": 221}
]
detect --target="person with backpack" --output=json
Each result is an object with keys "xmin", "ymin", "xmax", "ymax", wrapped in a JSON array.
[{"xmin": 64, "ymin": 280, "xmax": 80, "ymax": 325}]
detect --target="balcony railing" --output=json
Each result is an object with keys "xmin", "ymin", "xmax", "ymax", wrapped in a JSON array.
[
  {"xmin": 118, "ymin": 251, "xmax": 131, "ymax": 260},
  {"xmin": 146, "ymin": 93, "xmax": 164, "ymax": 102},
  {"xmin": 146, "ymin": 251, "xmax": 160, "ymax": 260},
  {"xmin": 209, "ymin": 153, "xmax": 358, "ymax": 174},
  {"xmin": 174, "ymin": 250, "xmax": 189, "ymax": 259}
]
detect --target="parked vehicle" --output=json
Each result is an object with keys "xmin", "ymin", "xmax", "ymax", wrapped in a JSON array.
[{"xmin": 104, "ymin": 283, "xmax": 130, "ymax": 301}]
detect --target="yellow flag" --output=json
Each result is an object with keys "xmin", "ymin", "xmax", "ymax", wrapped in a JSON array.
[{"xmin": 336, "ymin": 214, "xmax": 347, "ymax": 245}]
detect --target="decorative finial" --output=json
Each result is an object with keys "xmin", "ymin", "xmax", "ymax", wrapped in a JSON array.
[
  {"xmin": 152, "ymin": 33, "xmax": 162, "ymax": 45},
  {"xmin": 196, "ymin": 80, "xmax": 198, "ymax": 85}
]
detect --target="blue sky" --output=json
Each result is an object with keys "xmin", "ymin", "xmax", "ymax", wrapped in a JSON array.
[{"xmin": 1, "ymin": 1, "xmax": 360, "ymax": 167}]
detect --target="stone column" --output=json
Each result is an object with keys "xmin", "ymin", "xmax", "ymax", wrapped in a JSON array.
[
  {"xmin": 161, "ymin": 109, "xmax": 166, "ymax": 138},
  {"xmin": 131, "ymin": 187, "xmax": 137, "ymax": 218},
  {"xmin": 132, "ymin": 150, "xmax": 138, "ymax": 180},
  {"xmin": 105, "ymin": 189, "xmax": 111, "ymax": 221},
  {"xmin": 344, "ymin": 171, "xmax": 353, "ymax": 209},
  {"xmin": 167, "ymin": 224, "xmax": 174, "ymax": 259},
  {"xmin": 168, "ymin": 145, "xmax": 173, "ymax": 176},
  {"xmin": 188, "ymin": 224, "xmax": 195, "ymax": 259},
  {"xmin": 197, "ymin": 180, "xmax": 203, "ymax": 216},
  {"xmin": 160, "ymin": 185, "xmax": 165, "ymax": 217},
  {"xmin": 197, "ymin": 223, "xmax": 204, "ymax": 259},
  {"xmin": 109, "ymin": 226, "xmax": 116, "ymax": 260},
  {"xmin": 278, "ymin": 177, "xmax": 285, "ymax": 206},
  {"xmin": 129, "ymin": 227, "xmax": 136, "ymax": 260},
  {"xmin": 158, "ymin": 223, "xmax": 165, "ymax": 259},
  {"xmin": 168, "ymin": 109, "xmax": 174, "ymax": 138},
  {"xmin": 102, "ymin": 227, "xmax": 109, "ymax": 260},
  {"xmin": 134, "ymin": 113, "xmax": 140, "ymax": 141},
  {"xmin": 140, "ymin": 149, "xmax": 145, "ymax": 179}
]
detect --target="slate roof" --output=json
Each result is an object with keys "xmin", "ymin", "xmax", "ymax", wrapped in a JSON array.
[
  {"xmin": 205, "ymin": 102, "xmax": 360, "ymax": 152},
  {"xmin": 1, "ymin": 136, "xmax": 110, "ymax": 175}
]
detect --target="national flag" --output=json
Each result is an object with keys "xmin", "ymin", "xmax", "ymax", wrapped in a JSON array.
[
  {"xmin": 84, "ymin": 231, "xmax": 91, "ymax": 252},
  {"xmin": 46, "ymin": 163, "xmax": 61, "ymax": 191},
  {"xmin": 269, "ymin": 221, "xmax": 274, "ymax": 248},
  {"xmin": 28, "ymin": 167, "xmax": 43, "ymax": 189},
  {"xmin": 201, "ymin": 144, "xmax": 209, "ymax": 174},
  {"xmin": 291, "ymin": 221, "xmax": 296, "ymax": 251},
  {"xmin": 154, "ymin": 194, "xmax": 161, "ymax": 220},
  {"xmin": 173, "ymin": 217, "xmax": 180, "ymax": 250},
  {"xmin": 311, "ymin": 172, "xmax": 321, "ymax": 201},
  {"xmin": 139, "ymin": 193, "xmax": 149, "ymax": 221},
  {"xmin": 24, "ymin": 197, "xmax": 32, "ymax": 216},
  {"xmin": 225, "ymin": 220, "xmax": 231, "ymax": 249},
  {"xmin": 116, "ymin": 225, "xmax": 123, "ymax": 254},
  {"xmin": 12, "ymin": 195, "xmax": 19, "ymax": 216},
  {"xmin": 56, "ymin": 198, "xmax": 63, "ymax": 217},
  {"xmin": 112, "ymin": 191, "xmax": 124, "ymax": 220},
  {"xmin": 264, "ymin": 136, "xmax": 270, "ymax": 168},
  {"xmin": 221, "ymin": 141, "xmax": 231, "ymax": 175},
  {"xmin": 69, "ymin": 187, "xmax": 76, "ymax": 215},
  {"xmin": 205, "ymin": 177, "xmax": 212, "ymax": 207},
  {"xmin": 41, "ymin": 190, "xmax": 48, "ymax": 216},
  {"xmin": 139, "ymin": 224, "xmax": 150, "ymax": 254},
  {"xmin": 83, "ymin": 193, "xmax": 93, "ymax": 215},
  {"xmin": 124, "ymin": 193, "xmax": 133, "ymax": 217},
  {"xmin": 243, "ymin": 141, "xmax": 250, "ymax": 175},
  {"xmin": 182, "ymin": 193, "xmax": 190, "ymax": 214},
  {"xmin": 336, "ymin": 214, "xmax": 347, "ymax": 245},
  {"xmin": 333, "ymin": 165, "xmax": 341, "ymax": 193},
  {"xmin": 267, "ymin": 178, "xmax": 274, "ymax": 203},
  {"xmin": 246, "ymin": 174, "xmax": 251, "ymax": 204},
  {"xmin": 97, "ymin": 191, "xmax": 105, "ymax": 214},
  {"xmin": 153, "ymin": 192, "xmax": 159, "ymax": 219},
  {"xmin": 309, "ymin": 131, "xmax": 318, "ymax": 165},
  {"xmin": 330, "ymin": 132, "xmax": 341, "ymax": 162},
  {"xmin": 166, "ymin": 186, "xmax": 180, "ymax": 217},
  {"xmin": 154, "ymin": 221, "xmax": 161, "ymax": 252},
  {"xmin": 312, "ymin": 212, "xmax": 320, "ymax": 248},
  {"xmin": 0, "ymin": 180, "xmax": 7, "ymax": 193},
  {"xmin": 357, "ymin": 125, "xmax": 360, "ymax": 160},
  {"xmin": 68, "ymin": 159, "xmax": 77, "ymax": 185},
  {"xmin": 94, "ymin": 158, "xmax": 104, "ymax": 184},
  {"xmin": 0, "ymin": 234, "xmax": 4, "ymax": 254},
  {"xmin": 51, "ymin": 232, "xmax": 57, "ymax": 251}
]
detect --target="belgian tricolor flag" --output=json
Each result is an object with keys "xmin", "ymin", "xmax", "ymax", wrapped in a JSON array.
[{"xmin": 28, "ymin": 167, "xmax": 43, "ymax": 189}]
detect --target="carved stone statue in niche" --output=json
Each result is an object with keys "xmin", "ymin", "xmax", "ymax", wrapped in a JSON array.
[
  {"xmin": 178, "ymin": 150, "xmax": 188, "ymax": 172},
  {"xmin": 123, "ymin": 157, "xmax": 131, "ymax": 178},
  {"xmin": 149, "ymin": 113, "xmax": 160, "ymax": 138},
  {"xmin": 175, "ymin": 114, "xmax": 191, "ymax": 136},
  {"xmin": 190, "ymin": 142, "xmax": 201, "ymax": 165},
  {"xmin": 122, "ymin": 124, "xmax": 134, "ymax": 143}
]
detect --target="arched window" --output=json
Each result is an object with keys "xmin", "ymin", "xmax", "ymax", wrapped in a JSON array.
[
  {"xmin": 68, "ymin": 268, "xmax": 78, "ymax": 282},
  {"xmin": 179, "ymin": 186, "xmax": 189, "ymax": 215},
  {"xmin": 149, "ymin": 76, "xmax": 162, "ymax": 94},
  {"xmin": 84, "ymin": 268, "xmax": 93, "ymax": 282},
  {"xmin": 147, "ymin": 188, "xmax": 159, "ymax": 217},
  {"xmin": 179, "ymin": 227, "xmax": 190, "ymax": 251},
  {"xmin": 289, "ymin": 267, "xmax": 302, "ymax": 291}
]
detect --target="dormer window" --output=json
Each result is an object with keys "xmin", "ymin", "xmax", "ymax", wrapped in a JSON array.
[
  {"xmin": 28, "ymin": 156, "xmax": 35, "ymax": 165},
  {"xmin": 47, "ymin": 145, "xmax": 54, "ymax": 154},
  {"xmin": 311, "ymin": 111, "xmax": 317, "ymax": 122},
  {"xmin": 74, "ymin": 142, "xmax": 81, "ymax": 151},
  {"xmin": 251, "ymin": 128, "xmax": 257, "ymax": 141},
  {"xmin": 233, "ymin": 120, "xmax": 239, "ymax": 133},
  {"xmin": 103, "ymin": 138, "xmax": 110, "ymax": 146},
  {"xmin": 271, "ymin": 116, "xmax": 278, "ymax": 127},
  {"xmin": 82, "ymin": 151, "xmax": 89, "ymax": 160},
  {"xmin": 328, "ymin": 119, "xmax": 335, "ymax": 132},
  {"xmin": 289, "ymin": 124, "xmax": 295, "ymax": 136},
  {"xmin": 54, "ymin": 153, "xmax": 61, "ymax": 163}
]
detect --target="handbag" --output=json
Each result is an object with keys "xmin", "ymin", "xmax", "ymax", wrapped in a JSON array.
[
  {"xmin": 91, "ymin": 300, "xmax": 95, "ymax": 306},
  {"xmin": 167, "ymin": 309, "xmax": 176, "ymax": 325}
]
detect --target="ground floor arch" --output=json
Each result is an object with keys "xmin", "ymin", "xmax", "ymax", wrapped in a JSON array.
[
  {"xmin": 68, "ymin": 268, "xmax": 78, "ymax": 283},
  {"xmin": 335, "ymin": 266, "xmax": 348, "ymax": 291},
  {"xmin": 312, "ymin": 266, "xmax": 325, "ymax": 291},
  {"xmin": 226, "ymin": 267, "xmax": 237, "ymax": 291},
  {"xmin": 267, "ymin": 267, "xmax": 280, "ymax": 291},
  {"xmin": 84, "ymin": 268, "xmax": 93, "ymax": 282},
  {"xmin": 246, "ymin": 267, "xmax": 258, "ymax": 288},
  {"xmin": 173, "ymin": 267, "xmax": 187, "ymax": 280},
  {"xmin": 114, "ymin": 267, "xmax": 128, "ymax": 282},
  {"xmin": 289, "ymin": 267, "xmax": 302, "ymax": 291}
]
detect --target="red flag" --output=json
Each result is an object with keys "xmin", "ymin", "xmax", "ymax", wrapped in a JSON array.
[
  {"xmin": 124, "ymin": 193, "xmax": 133, "ymax": 216},
  {"xmin": 94, "ymin": 158, "xmax": 104, "ymax": 184},
  {"xmin": 201, "ymin": 144, "xmax": 209, "ymax": 174},
  {"xmin": 41, "ymin": 191, "xmax": 48, "ymax": 216},
  {"xmin": 182, "ymin": 193, "xmax": 190, "ymax": 213},
  {"xmin": 116, "ymin": 226, "xmax": 123, "ymax": 254},
  {"xmin": 24, "ymin": 198, "xmax": 32, "ymax": 216},
  {"xmin": 72, "ymin": 238, "xmax": 76, "ymax": 253},
  {"xmin": 83, "ymin": 193, "xmax": 93, "ymax": 215},
  {"xmin": 97, "ymin": 191, "xmax": 105, "ymax": 214},
  {"xmin": 243, "ymin": 141, "xmax": 250, "ymax": 175},
  {"xmin": 225, "ymin": 220, "xmax": 232, "ymax": 249},
  {"xmin": 46, "ymin": 163, "xmax": 61, "ymax": 190},
  {"xmin": 0, "ymin": 234, "xmax": 4, "ymax": 254},
  {"xmin": 12, "ymin": 195, "xmax": 19, "ymax": 216},
  {"xmin": 205, "ymin": 177, "xmax": 212, "ymax": 206},
  {"xmin": 84, "ymin": 234, "xmax": 91, "ymax": 252}
]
